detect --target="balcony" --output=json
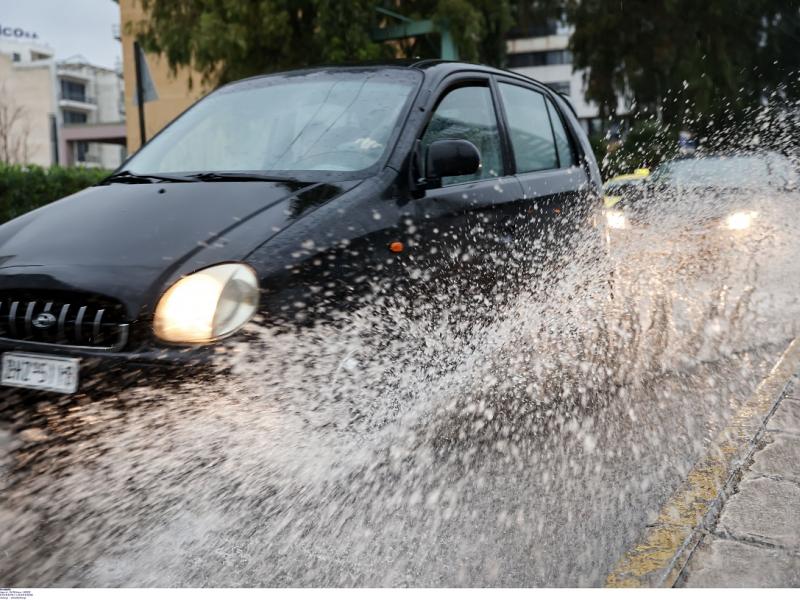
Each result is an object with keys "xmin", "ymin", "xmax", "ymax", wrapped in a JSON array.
[
  {"xmin": 60, "ymin": 121, "xmax": 127, "ymax": 145},
  {"xmin": 58, "ymin": 92, "xmax": 97, "ymax": 112}
]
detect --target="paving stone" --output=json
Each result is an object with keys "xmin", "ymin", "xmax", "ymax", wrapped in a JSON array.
[
  {"xmin": 680, "ymin": 380, "xmax": 800, "ymax": 586},
  {"xmin": 751, "ymin": 434, "xmax": 800, "ymax": 481},
  {"xmin": 717, "ymin": 477, "xmax": 800, "ymax": 549},
  {"xmin": 767, "ymin": 398, "xmax": 800, "ymax": 435},
  {"xmin": 682, "ymin": 537, "xmax": 800, "ymax": 587}
]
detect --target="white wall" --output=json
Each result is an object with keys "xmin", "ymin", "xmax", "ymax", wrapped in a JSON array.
[{"xmin": 0, "ymin": 49, "xmax": 56, "ymax": 166}]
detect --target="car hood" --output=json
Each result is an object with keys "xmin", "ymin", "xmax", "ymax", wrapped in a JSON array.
[{"xmin": 0, "ymin": 180, "xmax": 356, "ymax": 317}]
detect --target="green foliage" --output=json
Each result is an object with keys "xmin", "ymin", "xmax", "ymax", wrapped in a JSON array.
[
  {"xmin": 134, "ymin": 0, "xmax": 514, "ymax": 89},
  {"xmin": 567, "ymin": 0, "xmax": 800, "ymax": 127},
  {"xmin": 435, "ymin": 0, "xmax": 513, "ymax": 65},
  {"xmin": 0, "ymin": 164, "xmax": 109, "ymax": 224},
  {"xmin": 599, "ymin": 120, "xmax": 677, "ymax": 179}
]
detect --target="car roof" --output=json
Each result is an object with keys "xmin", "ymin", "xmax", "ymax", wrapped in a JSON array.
[
  {"xmin": 231, "ymin": 60, "xmax": 550, "ymax": 89},
  {"xmin": 219, "ymin": 60, "xmax": 579, "ymax": 128}
]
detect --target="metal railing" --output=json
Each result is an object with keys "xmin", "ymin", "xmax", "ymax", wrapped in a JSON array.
[{"xmin": 59, "ymin": 92, "xmax": 97, "ymax": 104}]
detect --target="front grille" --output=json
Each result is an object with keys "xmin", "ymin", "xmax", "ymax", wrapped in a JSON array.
[{"xmin": 0, "ymin": 290, "xmax": 129, "ymax": 350}]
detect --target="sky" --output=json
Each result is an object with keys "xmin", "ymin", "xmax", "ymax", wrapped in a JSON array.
[{"xmin": 1, "ymin": 0, "xmax": 121, "ymax": 69}]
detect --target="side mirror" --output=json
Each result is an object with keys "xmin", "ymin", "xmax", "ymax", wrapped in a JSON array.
[{"xmin": 425, "ymin": 139, "xmax": 481, "ymax": 185}]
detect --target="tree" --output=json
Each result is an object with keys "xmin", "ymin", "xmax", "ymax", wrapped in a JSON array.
[
  {"xmin": 0, "ymin": 85, "xmax": 33, "ymax": 165},
  {"xmin": 511, "ymin": 0, "xmax": 566, "ymax": 35},
  {"xmin": 567, "ymin": 0, "xmax": 800, "ymax": 129},
  {"xmin": 133, "ymin": 0, "xmax": 514, "ymax": 89},
  {"xmin": 755, "ymin": 1, "xmax": 800, "ymax": 101}
]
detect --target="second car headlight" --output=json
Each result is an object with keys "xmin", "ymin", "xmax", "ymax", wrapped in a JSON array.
[
  {"xmin": 604, "ymin": 209, "xmax": 628, "ymax": 230},
  {"xmin": 723, "ymin": 210, "xmax": 757, "ymax": 230},
  {"xmin": 154, "ymin": 263, "xmax": 259, "ymax": 344}
]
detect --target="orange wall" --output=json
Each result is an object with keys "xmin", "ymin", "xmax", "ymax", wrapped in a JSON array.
[{"xmin": 119, "ymin": 0, "xmax": 206, "ymax": 152}]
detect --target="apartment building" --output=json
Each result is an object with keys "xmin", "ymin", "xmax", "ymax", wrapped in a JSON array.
[
  {"xmin": 56, "ymin": 58, "xmax": 126, "ymax": 167},
  {"xmin": 0, "ymin": 37, "xmax": 126, "ymax": 168}
]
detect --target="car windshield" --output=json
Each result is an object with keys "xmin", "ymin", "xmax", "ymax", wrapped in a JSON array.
[
  {"xmin": 650, "ymin": 155, "xmax": 790, "ymax": 189},
  {"xmin": 123, "ymin": 69, "xmax": 421, "ymax": 175}
]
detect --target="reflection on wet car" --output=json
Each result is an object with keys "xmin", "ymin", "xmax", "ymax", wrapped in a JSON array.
[
  {"xmin": 0, "ymin": 61, "xmax": 602, "ymax": 395},
  {"xmin": 602, "ymin": 168, "xmax": 650, "ymax": 209}
]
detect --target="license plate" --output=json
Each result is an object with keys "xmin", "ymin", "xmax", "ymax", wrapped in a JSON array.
[{"xmin": 1, "ymin": 352, "xmax": 80, "ymax": 394}]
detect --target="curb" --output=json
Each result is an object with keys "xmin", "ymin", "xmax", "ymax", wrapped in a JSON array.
[{"xmin": 604, "ymin": 337, "xmax": 800, "ymax": 588}]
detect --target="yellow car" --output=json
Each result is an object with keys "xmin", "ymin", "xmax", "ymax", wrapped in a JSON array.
[{"xmin": 603, "ymin": 168, "xmax": 650, "ymax": 209}]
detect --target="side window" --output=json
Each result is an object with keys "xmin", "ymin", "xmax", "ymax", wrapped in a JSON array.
[
  {"xmin": 497, "ymin": 82, "xmax": 558, "ymax": 173},
  {"xmin": 547, "ymin": 98, "xmax": 576, "ymax": 168},
  {"xmin": 421, "ymin": 85, "xmax": 504, "ymax": 186}
]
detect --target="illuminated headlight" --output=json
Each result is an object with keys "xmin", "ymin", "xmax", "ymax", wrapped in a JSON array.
[
  {"xmin": 154, "ymin": 263, "xmax": 259, "ymax": 343},
  {"xmin": 605, "ymin": 209, "xmax": 628, "ymax": 230},
  {"xmin": 723, "ymin": 210, "xmax": 757, "ymax": 230}
]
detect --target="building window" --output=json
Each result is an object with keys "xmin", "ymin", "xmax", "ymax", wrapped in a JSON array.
[
  {"xmin": 12, "ymin": 52, "xmax": 21, "ymax": 62},
  {"xmin": 60, "ymin": 79, "xmax": 87, "ymax": 102},
  {"xmin": 76, "ymin": 141, "xmax": 89, "ymax": 162},
  {"xmin": 63, "ymin": 110, "xmax": 88, "ymax": 124},
  {"xmin": 507, "ymin": 50, "xmax": 573, "ymax": 69}
]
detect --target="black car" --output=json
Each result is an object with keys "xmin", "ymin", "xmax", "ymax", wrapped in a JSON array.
[{"xmin": 0, "ymin": 60, "xmax": 601, "ymax": 395}]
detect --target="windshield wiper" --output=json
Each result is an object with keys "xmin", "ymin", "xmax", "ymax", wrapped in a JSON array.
[
  {"xmin": 101, "ymin": 170, "xmax": 195, "ymax": 184},
  {"xmin": 187, "ymin": 171, "xmax": 301, "ymax": 183}
]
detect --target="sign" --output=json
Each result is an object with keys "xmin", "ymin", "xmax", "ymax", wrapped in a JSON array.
[
  {"xmin": 0, "ymin": 25, "xmax": 40, "ymax": 40},
  {"xmin": 134, "ymin": 42, "xmax": 159, "ymax": 103}
]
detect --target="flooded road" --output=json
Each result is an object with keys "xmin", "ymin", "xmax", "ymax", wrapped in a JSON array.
[{"xmin": 2, "ymin": 188, "xmax": 800, "ymax": 586}]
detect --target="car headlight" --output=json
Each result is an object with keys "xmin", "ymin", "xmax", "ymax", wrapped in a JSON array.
[
  {"xmin": 154, "ymin": 263, "xmax": 259, "ymax": 343},
  {"xmin": 605, "ymin": 209, "xmax": 628, "ymax": 230},
  {"xmin": 723, "ymin": 210, "xmax": 757, "ymax": 230}
]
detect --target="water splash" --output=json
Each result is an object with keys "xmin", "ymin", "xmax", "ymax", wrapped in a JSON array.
[{"xmin": 3, "ymin": 102, "xmax": 800, "ymax": 587}]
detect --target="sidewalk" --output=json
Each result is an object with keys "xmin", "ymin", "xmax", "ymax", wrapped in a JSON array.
[{"xmin": 679, "ymin": 374, "xmax": 800, "ymax": 587}]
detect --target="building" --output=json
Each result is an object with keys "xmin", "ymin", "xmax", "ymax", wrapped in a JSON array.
[
  {"xmin": 0, "ymin": 38, "xmax": 59, "ymax": 166},
  {"xmin": 506, "ymin": 21, "xmax": 630, "ymax": 137},
  {"xmin": 56, "ymin": 58, "xmax": 127, "ymax": 167},
  {"xmin": 119, "ymin": 0, "xmax": 204, "ymax": 153},
  {"xmin": 0, "ymin": 36, "xmax": 126, "ymax": 169}
]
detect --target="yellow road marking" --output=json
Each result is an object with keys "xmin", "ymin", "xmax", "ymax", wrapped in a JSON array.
[{"xmin": 605, "ymin": 337, "xmax": 800, "ymax": 587}]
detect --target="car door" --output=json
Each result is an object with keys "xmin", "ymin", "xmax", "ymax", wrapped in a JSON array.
[
  {"xmin": 411, "ymin": 78, "xmax": 523, "ymax": 301},
  {"xmin": 494, "ymin": 79, "xmax": 589, "ymax": 282}
]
